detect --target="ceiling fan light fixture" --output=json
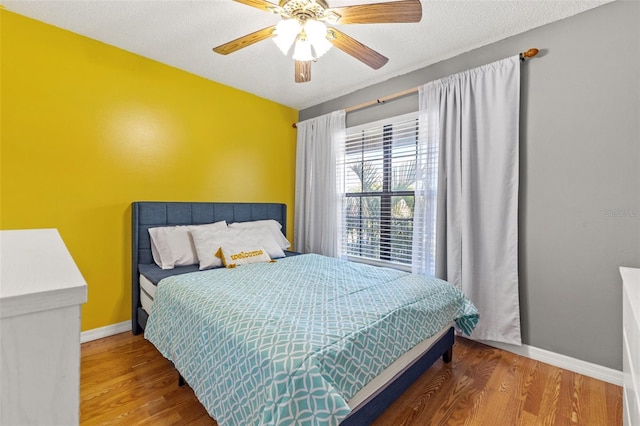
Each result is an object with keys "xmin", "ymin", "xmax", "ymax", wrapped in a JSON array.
[
  {"xmin": 273, "ymin": 19, "xmax": 301, "ymax": 55},
  {"xmin": 304, "ymin": 19, "xmax": 332, "ymax": 58},
  {"xmin": 274, "ymin": 18, "xmax": 331, "ymax": 60},
  {"xmin": 292, "ymin": 35, "xmax": 313, "ymax": 61}
]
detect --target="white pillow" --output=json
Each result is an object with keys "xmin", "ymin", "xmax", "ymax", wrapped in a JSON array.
[
  {"xmin": 149, "ymin": 221, "xmax": 227, "ymax": 269},
  {"xmin": 228, "ymin": 220, "xmax": 290, "ymax": 250},
  {"xmin": 233, "ymin": 227, "xmax": 285, "ymax": 259},
  {"xmin": 190, "ymin": 227, "xmax": 236, "ymax": 270},
  {"xmin": 219, "ymin": 240, "xmax": 271, "ymax": 268}
]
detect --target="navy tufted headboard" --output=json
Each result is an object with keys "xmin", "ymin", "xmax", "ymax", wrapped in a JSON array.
[{"xmin": 131, "ymin": 201, "xmax": 287, "ymax": 334}]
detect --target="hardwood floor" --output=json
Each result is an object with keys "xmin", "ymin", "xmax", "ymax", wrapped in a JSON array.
[{"xmin": 80, "ymin": 332, "xmax": 622, "ymax": 425}]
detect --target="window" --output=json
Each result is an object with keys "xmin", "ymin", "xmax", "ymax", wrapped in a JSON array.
[{"xmin": 340, "ymin": 112, "xmax": 420, "ymax": 268}]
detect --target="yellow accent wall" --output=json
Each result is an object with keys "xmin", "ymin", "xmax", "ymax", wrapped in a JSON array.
[{"xmin": 0, "ymin": 11, "xmax": 298, "ymax": 331}]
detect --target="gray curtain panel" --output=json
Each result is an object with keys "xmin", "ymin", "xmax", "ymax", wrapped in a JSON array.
[{"xmin": 415, "ymin": 56, "xmax": 522, "ymax": 345}]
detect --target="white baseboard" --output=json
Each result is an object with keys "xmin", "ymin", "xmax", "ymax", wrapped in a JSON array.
[
  {"xmin": 482, "ymin": 340, "xmax": 623, "ymax": 386},
  {"xmin": 81, "ymin": 320, "xmax": 131, "ymax": 343}
]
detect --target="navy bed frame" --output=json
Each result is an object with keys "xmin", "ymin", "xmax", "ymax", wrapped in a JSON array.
[{"xmin": 131, "ymin": 201, "xmax": 453, "ymax": 424}]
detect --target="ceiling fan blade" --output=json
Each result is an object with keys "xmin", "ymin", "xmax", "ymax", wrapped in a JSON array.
[
  {"xmin": 328, "ymin": 28, "xmax": 388, "ymax": 70},
  {"xmin": 233, "ymin": 0, "xmax": 279, "ymax": 13},
  {"xmin": 295, "ymin": 61, "xmax": 312, "ymax": 83},
  {"xmin": 330, "ymin": 0, "xmax": 422, "ymax": 24},
  {"xmin": 213, "ymin": 26, "xmax": 276, "ymax": 55}
]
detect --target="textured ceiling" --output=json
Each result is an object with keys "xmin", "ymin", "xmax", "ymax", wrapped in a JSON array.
[{"xmin": 2, "ymin": 0, "xmax": 613, "ymax": 110}]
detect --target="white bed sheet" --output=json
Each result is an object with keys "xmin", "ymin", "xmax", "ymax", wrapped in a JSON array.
[{"xmin": 139, "ymin": 274, "xmax": 156, "ymax": 314}]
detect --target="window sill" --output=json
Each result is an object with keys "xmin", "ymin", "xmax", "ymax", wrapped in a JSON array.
[{"xmin": 345, "ymin": 255, "xmax": 412, "ymax": 272}]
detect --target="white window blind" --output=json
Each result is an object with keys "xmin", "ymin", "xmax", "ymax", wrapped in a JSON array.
[{"xmin": 340, "ymin": 112, "xmax": 421, "ymax": 267}]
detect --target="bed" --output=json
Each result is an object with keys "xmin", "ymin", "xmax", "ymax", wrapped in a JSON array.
[{"xmin": 131, "ymin": 201, "xmax": 478, "ymax": 425}]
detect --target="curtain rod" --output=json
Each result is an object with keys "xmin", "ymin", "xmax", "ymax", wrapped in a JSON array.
[{"xmin": 293, "ymin": 48, "xmax": 538, "ymax": 128}]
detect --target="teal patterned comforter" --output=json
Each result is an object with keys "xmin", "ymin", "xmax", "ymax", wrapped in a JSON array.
[{"xmin": 145, "ymin": 254, "xmax": 478, "ymax": 426}]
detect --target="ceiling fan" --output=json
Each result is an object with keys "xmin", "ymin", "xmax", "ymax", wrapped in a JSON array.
[{"xmin": 212, "ymin": 0, "xmax": 422, "ymax": 83}]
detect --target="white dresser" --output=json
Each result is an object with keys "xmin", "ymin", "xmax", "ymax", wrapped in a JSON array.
[
  {"xmin": 621, "ymin": 266, "xmax": 640, "ymax": 426},
  {"xmin": 0, "ymin": 229, "xmax": 87, "ymax": 425}
]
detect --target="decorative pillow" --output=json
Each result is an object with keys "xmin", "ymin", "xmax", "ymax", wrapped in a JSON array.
[
  {"xmin": 233, "ymin": 227, "xmax": 285, "ymax": 259},
  {"xmin": 228, "ymin": 219, "xmax": 290, "ymax": 250},
  {"xmin": 219, "ymin": 241, "xmax": 271, "ymax": 268},
  {"xmin": 190, "ymin": 227, "xmax": 237, "ymax": 270},
  {"xmin": 149, "ymin": 220, "xmax": 227, "ymax": 269}
]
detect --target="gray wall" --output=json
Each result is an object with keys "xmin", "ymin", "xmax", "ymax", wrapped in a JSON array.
[{"xmin": 300, "ymin": 0, "xmax": 640, "ymax": 370}]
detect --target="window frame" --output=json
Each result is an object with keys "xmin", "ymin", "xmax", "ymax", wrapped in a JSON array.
[{"xmin": 341, "ymin": 111, "xmax": 420, "ymax": 270}]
